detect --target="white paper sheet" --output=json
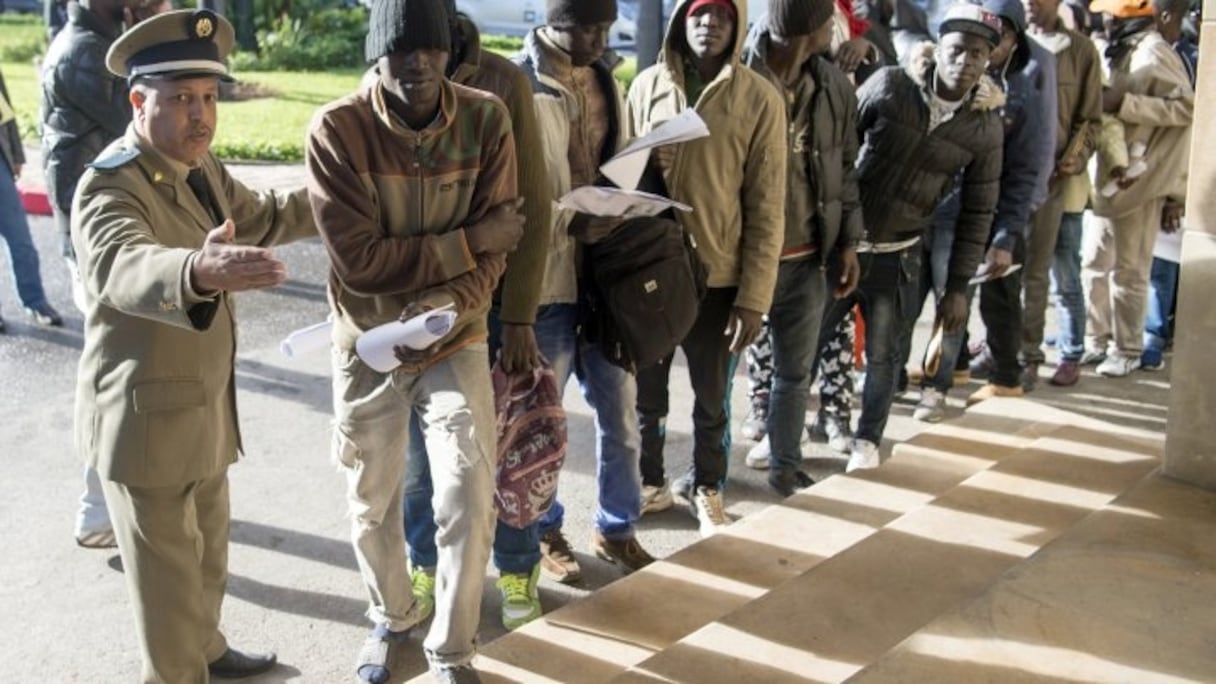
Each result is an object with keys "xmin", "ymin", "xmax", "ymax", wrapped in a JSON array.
[
  {"xmin": 599, "ymin": 109, "xmax": 710, "ymax": 190},
  {"xmin": 969, "ymin": 263, "xmax": 1022, "ymax": 285},
  {"xmin": 557, "ymin": 186, "xmax": 692, "ymax": 218},
  {"xmin": 279, "ymin": 319, "xmax": 332, "ymax": 359},
  {"xmin": 1153, "ymin": 228, "xmax": 1182, "ymax": 263},
  {"xmin": 355, "ymin": 305, "xmax": 458, "ymax": 373}
]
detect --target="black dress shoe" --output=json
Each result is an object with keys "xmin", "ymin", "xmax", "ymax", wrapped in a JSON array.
[
  {"xmin": 24, "ymin": 302, "xmax": 63, "ymax": 327},
  {"xmin": 207, "ymin": 647, "xmax": 277, "ymax": 679}
]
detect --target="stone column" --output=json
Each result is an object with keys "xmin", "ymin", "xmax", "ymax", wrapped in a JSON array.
[{"xmin": 1164, "ymin": 0, "xmax": 1216, "ymax": 489}]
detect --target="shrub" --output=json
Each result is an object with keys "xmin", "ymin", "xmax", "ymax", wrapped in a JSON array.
[
  {"xmin": 230, "ymin": 6, "xmax": 367, "ymax": 72},
  {"xmin": 0, "ymin": 14, "xmax": 46, "ymax": 63},
  {"xmin": 480, "ymin": 35, "xmax": 523, "ymax": 54}
]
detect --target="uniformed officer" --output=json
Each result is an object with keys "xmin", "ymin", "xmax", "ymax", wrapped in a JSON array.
[{"xmin": 72, "ymin": 9, "xmax": 316, "ymax": 682}]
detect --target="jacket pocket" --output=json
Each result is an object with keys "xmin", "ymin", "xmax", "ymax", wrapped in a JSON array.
[{"xmin": 132, "ymin": 379, "xmax": 205, "ymax": 412}]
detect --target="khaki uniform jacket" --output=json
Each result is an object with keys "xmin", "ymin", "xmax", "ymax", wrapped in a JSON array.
[
  {"xmin": 72, "ymin": 128, "xmax": 316, "ymax": 487},
  {"xmin": 625, "ymin": 0, "xmax": 787, "ymax": 314}
]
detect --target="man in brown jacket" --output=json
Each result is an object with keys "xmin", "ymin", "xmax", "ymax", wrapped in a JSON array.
[
  {"xmin": 306, "ymin": 0, "xmax": 522, "ymax": 680},
  {"xmin": 1020, "ymin": 0, "xmax": 1103, "ymax": 388},
  {"xmin": 73, "ymin": 10, "xmax": 316, "ymax": 681}
]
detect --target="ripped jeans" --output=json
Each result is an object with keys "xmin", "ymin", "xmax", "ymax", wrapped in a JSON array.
[{"xmin": 331, "ymin": 344, "xmax": 496, "ymax": 668}]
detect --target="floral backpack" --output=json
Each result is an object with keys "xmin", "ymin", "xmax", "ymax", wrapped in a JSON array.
[{"xmin": 491, "ymin": 361, "xmax": 567, "ymax": 529}]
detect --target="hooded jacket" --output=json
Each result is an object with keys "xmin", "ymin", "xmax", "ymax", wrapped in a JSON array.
[
  {"xmin": 514, "ymin": 27, "xmax": 629, "ymax": 308},
  {"xmin": 741, "ymin": 21, "xmax": 862, "ymax": 262},
  {"xmin": 854, "ymin": 43, "xmax": 1004, "ymax": 293},
  {"xmin": 982, "ymin": 0, "xmax": 1056, "ymax": 248},
  {"xmin": 39, "ymin": 2, "xmax": 130, "ymax": 217},
  {"xmin": 625, "ymin": 0, "xmax": 787, "ymax": 314}
]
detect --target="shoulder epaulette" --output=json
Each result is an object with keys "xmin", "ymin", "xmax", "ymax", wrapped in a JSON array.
[{"xmin": 89, "ymin": 146, "xmax": 141, "ymax": 171}]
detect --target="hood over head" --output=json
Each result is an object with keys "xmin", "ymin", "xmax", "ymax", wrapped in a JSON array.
[
  {"xmin": 981, "ymin": 0, "xmax": 1032, "ymax": 73},
  {"xmin": 662, "ymin": 0, "xmax": 748, "ymax": 66}
]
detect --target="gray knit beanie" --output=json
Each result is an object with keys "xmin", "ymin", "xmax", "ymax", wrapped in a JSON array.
[
  {"xmin": 365, "ymin": 0, "xmax": 452, "ymax": 63},
  {"xmin": 768, "ymin": 0, "xmax": 836, "ymax": 37},
  {"xmin": 547, "ymin": 0, "xmax": 618, "ymax": 27}
]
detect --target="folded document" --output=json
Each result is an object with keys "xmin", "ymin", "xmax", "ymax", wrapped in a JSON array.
[{"xmin": 557, "ymin": 186, "xmax": 692, "ymax": 219}]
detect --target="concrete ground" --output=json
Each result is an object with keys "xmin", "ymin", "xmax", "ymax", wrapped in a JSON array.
[{"xmin": 0, "ymin": 155, "xmax": 1174, "ymax": 682}]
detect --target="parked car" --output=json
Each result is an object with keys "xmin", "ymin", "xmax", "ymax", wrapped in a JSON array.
[
  {"xmin": 0, "ymin": 0, "xmax": 42, "ymax": 13},
  {"xmin": 457, "ymin": 0, "xmax": 637, "ymax": 49}
]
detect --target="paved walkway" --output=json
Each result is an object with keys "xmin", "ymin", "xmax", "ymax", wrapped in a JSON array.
[{"xmin": 0, "ymin": 152, "xmax": 1177, "ymax": 682}]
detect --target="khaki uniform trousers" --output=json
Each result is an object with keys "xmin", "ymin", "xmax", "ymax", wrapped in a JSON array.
[
  {"xmin": 1081, "ymin": 198, "xmax": 1166, "ymax": 356},
  {"xmin": 103, "ymin": 469, "xmax": 230, "ymax": 684}
]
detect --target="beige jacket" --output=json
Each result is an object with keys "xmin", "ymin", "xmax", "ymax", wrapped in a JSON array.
[
  {"xmin": 1092, "ymin": 29, "xmax": 1193, "ymax": 218},
  {"xmin": 624, "ymin": 0, "xmax": 787, "ymax": 314}
]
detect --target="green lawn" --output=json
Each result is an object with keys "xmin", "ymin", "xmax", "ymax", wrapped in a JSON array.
[{"xmin": 213, "ymin": 68, "xmax": 365, "ymax": 161}]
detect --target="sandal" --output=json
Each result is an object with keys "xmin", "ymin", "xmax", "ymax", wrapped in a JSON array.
[{"xmin": 355, "ymin": 623, "xmax": 410, "ymax": 684}]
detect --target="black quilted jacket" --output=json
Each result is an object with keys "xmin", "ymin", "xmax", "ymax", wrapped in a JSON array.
[
  {"xmin": 39, "ymin": 3, "xmax": 128, "ymax": 215},
  {"xmin": 854, "ymin": 45, "xmax": 1005, "ymax": 293}
]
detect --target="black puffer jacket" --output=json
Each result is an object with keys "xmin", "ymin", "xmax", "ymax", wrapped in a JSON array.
[
  {"xmin": 854, "ymin": 45, "xmax": 1004, "ymax": 293},
  {"xmin": 39, "ymin": 3, "xmax": 128, "ymax": 216}
]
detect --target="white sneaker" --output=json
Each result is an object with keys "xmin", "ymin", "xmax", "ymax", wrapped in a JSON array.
[
  {"xmin": 811, "ymin": 415, "xmax": 852, "ymax": 453},
  {"xmin": 846, "ymin": 439, "xmax": 881, "ymax": 472},
  {"xmin": 745, "ymin": 432, "xmax": 810, "ymax": 470},
  {"xmin": 913, "ymin": 388, "xmax": 946, "ymax": 423},
  {"xmin": 740, "ymin": 405, "xmax": 767, "ymax": 442},
  {"xmin": 640, "ymin": 482, "xmax": 673, "ymax": 515},
  {"xmin": 1096, "ymin": 354, "xmax": 1141, "ymax": 377},
  {"xmin": 691, "ymin": 486, "xmax": 730, "ymax": 537},
  {"xmin": 745, "ymin": 436, "xmax": 771, "ymax": 470}
]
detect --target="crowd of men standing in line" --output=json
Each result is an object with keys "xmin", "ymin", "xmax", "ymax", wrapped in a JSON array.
[{"xmin": 0, "ymin": 0, "xmax": 1196, "ymax": 681}]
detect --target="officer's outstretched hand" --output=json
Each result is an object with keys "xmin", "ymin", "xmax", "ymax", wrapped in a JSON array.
[{"xmin": 192, "ymin": 219, "xmax": 287, "ymax": 293}]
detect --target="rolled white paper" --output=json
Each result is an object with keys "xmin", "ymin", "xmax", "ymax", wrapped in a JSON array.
[
  {"xmin": 355, "ymin": 306, "xmax": 458, "ymax": 373},
  {"xmin": 279, "ymin": 319, "xmax": 332, "ymax": 359}
]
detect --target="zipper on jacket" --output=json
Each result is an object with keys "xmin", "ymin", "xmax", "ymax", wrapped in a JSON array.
[{"xmin": 412, "ymin": 134, "xmax": 424, "ymax": 234}]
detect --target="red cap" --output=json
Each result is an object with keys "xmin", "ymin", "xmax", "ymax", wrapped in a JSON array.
[{"xmin": 686, "ymin": 0, "xmax": 737, "ymax": 22}]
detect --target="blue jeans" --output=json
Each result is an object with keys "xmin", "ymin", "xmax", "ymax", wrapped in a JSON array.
[
  {"xmin": 766, "ymin": 259, "xmax": 828, "ymax": 472},
  {"xmin": 404, "ymin": 303, "xmax": 642, "ymax": 574},
  {"xmin": 1144, "ymin": 256, "xmax": 1178, "ymax": 352},
  {"xmin": 0, "ymin": 161, "xmax": 49, "ymax": 309},
  {"xmin": 818, "ymin": 246, "xmax": 922, "ymax": 445},
  {"xmin": 1050, "ymin": 212, "xmax": 1086, "ymax": 361}
]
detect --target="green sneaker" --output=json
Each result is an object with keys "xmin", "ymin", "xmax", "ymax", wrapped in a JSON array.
[
  {"xmin": 410, "ymin": 565, "xmax": 436, "ymax": 623},
  {"xmin": 496, "ymin": 564, "xmax": 541, "ymax": 631}
]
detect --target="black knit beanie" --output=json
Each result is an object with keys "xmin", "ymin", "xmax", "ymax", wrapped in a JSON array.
[
  {"xmin": 547, "ymin": 0, "xmax": 618, "ymax": 28},
  {"xmin": 365, "ymin": 0, "xmax": 452, "ymax": 63},
  {"xmin": 768, "ymin": 0, "xmax": 835, "ymax": 37}
]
